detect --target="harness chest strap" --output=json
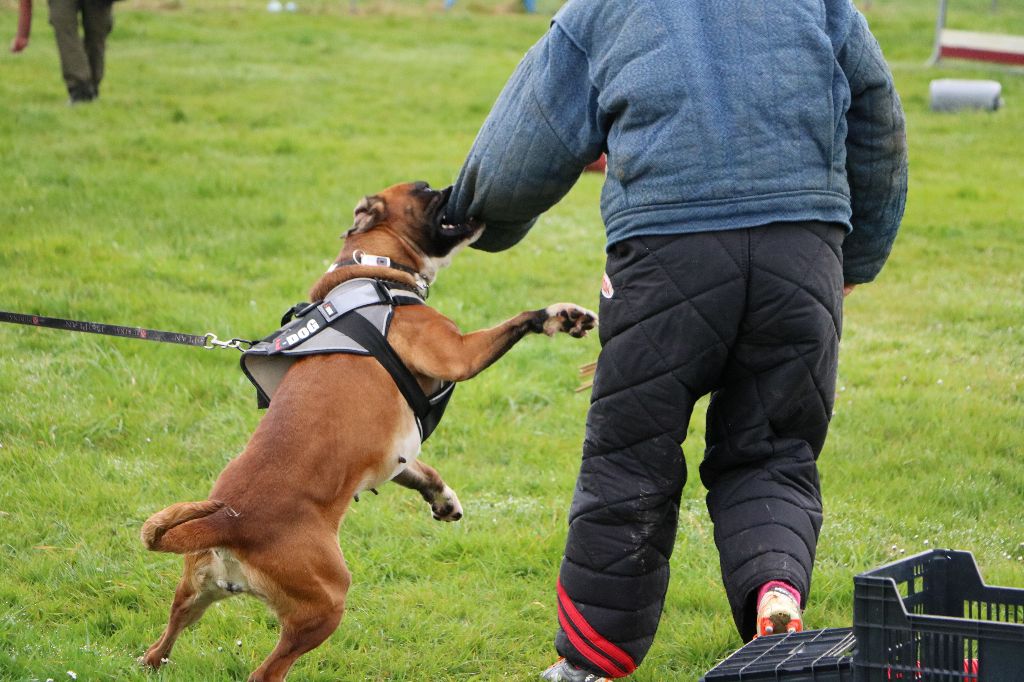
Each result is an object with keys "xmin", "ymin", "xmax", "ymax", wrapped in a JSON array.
[
  {"xmin": 324, "ymin": 299, "xmax": 455, "ymax": 442},
  {"xmin": 334, "ymin": 310, "xmax": 431, "ymax": 419}
]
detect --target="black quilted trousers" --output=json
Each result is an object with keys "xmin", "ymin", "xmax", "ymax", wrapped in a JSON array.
[{"xmin": 554, "ymin": 222, "xmax": 845, "ymax": 676}]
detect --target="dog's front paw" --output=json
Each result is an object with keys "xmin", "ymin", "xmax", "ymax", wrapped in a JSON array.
[
  {"xmin": 542, "ymin": 303, "xmax": 598, "ymax": 338},
  {"xmin": 430, "ymin": 485, "xmax": 463, "ymax": 522}
]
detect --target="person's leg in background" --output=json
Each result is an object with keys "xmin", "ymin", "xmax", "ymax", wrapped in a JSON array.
[
  {"xmin": 699, "ymin": 221, "xmax": 845, "ymax": 642},
  {"xmin": 550, "ymin": 232, "xmax": 748, "ymax": 678},
  {"xmin": 80, "ymin": 0, "xmax": 113, "ymax": 97},
  {"xmin": 48, "ymin": 0, "xmax": 95, "ymax": 102}
]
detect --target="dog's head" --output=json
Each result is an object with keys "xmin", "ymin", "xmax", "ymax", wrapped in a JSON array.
[
  {"xmin": 344, "ymin": 182, "xmax": 483, "ymax": 280},
  {"xmin": 310, "ymin": 182, "xmax": 483, "ymax": 301}
]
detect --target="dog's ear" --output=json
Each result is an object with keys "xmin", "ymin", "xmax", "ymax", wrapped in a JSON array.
[{"xmin": 346, "ymin": 195, "xmax": 387, "ymax": 237}]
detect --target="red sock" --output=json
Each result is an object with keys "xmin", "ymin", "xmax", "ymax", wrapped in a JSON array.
[{"xmin": 757, "ymin": 580, "xmax": 802, "ymax": 608}]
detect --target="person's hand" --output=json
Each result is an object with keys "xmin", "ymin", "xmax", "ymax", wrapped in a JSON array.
[
  {"xmin": 843, "ymin": 283, "xmax": 857, "ymax": 297},
  {"xmin": 10, "ymin": 35, "xmax": 29, "ymax": 53}
]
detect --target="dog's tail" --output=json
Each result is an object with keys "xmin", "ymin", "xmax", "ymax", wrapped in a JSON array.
[{"xmin": 141, "ymin": 500, "xmax": 228, "ymax": 554}]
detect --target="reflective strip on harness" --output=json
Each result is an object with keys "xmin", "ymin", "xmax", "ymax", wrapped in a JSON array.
[{"xmin": 240, "ymin": 278, "xmax": 454, "ymax": 442}]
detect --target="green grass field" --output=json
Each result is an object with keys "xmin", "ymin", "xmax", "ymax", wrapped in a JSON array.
[{"xmin": 1, "ymin": 0, "xmax": 1022, "ymax": 679}]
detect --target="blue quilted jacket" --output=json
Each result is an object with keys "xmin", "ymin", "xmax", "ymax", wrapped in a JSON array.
[{"xmin": 447, "ymin": 0, "xmax": 908, "ymax": 284}]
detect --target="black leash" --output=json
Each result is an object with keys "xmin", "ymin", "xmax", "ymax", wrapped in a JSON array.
[{"xmin": 0, "ymin": 310, "xmax": 252, "ymax": 351}]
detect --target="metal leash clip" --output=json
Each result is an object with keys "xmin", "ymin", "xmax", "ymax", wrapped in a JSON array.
[{"xmin": 203, "ymin": 334, "xmax": 254, "ymax": 352}]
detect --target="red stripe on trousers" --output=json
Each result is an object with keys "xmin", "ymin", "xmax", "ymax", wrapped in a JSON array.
[
  {"xmin": 557, "ymin": 579, "xmax": 637, "ymax": 675},
  {"xmin": 557, "ymin": 601, "xmax": 627, "ymax": 678}
]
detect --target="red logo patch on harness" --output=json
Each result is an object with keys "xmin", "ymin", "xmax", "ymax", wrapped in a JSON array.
[{"xmin": 601, "ymin": 272, "xmax": 614, "ymax": 299}]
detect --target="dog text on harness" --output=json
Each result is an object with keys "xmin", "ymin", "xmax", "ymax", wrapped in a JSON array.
[{"xmin": 275, "ymin": 318, "xmax": 321, "ymax": 351}]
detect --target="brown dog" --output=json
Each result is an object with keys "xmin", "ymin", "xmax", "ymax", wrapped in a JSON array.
[{"xmin": 138, "ymin": 181, "xmax": 597, "ymax": 681}]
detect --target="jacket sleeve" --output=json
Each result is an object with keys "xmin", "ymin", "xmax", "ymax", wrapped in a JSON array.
[
  {"xmin": 446, "ymin": 25, "xmax": 606, "ymax": 252},
  {"xmin": 839, "ymin": 12, "xmax": 908, "ymax": 284}
]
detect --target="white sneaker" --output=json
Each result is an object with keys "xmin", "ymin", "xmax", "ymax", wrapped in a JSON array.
[
  {"xmin": 756, "ymin": 585, "xmax": 803, "ymax": 637},
  {"xmin": 540, "ymin": 658, "xmax": 612, "ymax": 682}
]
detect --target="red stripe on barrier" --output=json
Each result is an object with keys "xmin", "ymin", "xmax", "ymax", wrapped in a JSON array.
[
  {"xmin": 940, "ymin": 45, "xmax": 1024, "ymax": 66},
  {"xmin": 557, "ymin": 580, "xmax": 637, "ymax": 675}
]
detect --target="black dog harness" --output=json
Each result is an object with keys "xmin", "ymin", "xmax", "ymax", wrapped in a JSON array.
[{"xmin": 240, "ymin": 278, "xmax": 454, "ymax": 442}]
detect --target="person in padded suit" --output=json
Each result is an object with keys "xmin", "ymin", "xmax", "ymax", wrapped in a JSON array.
[{"xmin": 444, "ymin": 0, "xmax": 907, "ymax": 679}]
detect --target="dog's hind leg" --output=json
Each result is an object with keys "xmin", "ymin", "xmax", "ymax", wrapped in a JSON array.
[
  {"xmin": 392, "ymin": 459, "xmax": 463, "ymax": 521},
  {"xmin": 140, "ymin": 550, "xmax": 233, "ymax": 668},
  {"xmin": 247, "ymin": 609, "xmax": 344, "ymax": 682},
  {"xmin": 246, "ymin": 538, "xmax": 351, "ymax": 682}
]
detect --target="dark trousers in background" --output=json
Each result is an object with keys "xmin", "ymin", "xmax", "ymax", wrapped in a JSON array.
[
  {"xmin": 554, "ymin": 222, "xmax": 845, "ymax": 677},
  {"xmin": 48, "ymin": 0, "xmax": 113, "ymax": 101}
]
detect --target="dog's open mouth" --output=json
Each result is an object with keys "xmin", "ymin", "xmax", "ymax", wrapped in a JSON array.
[
  {"xmin": 432, "ymin": 186, "xmax": 483, "ymax": 236},
  {"xmin": 427, "ymin": 186, "xmax": 451, "ymax": 221}
]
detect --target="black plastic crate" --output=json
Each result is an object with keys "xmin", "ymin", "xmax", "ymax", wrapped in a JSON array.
[
  {"xmin": 853, "ymin": 549, "xmax": 1024, "ymax": 681},
  {"xmin": 701, "ymin": 628, "xmax": 855, "ymax": 681}
]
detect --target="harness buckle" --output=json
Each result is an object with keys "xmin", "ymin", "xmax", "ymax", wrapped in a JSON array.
[
  {"xmin": 280, "ymin": 301, "xmax": 316, "ymax": 326},
  {"xmin": 414, "ymin": 274, "xmax": 429, "ymax": 298},
  {"xmin": 372, "ymin": 279, "xmax": 395, "ymax": 305}
]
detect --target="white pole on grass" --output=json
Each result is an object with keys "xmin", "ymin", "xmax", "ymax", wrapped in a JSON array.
[{"xmin": 928, "ymin": 0, "xmax": 950, "ymax": 66}]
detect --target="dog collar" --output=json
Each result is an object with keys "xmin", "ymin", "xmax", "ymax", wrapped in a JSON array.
[{"xmin": 328, "ymin": 250, "xmax": 429, "ymax": 297}]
